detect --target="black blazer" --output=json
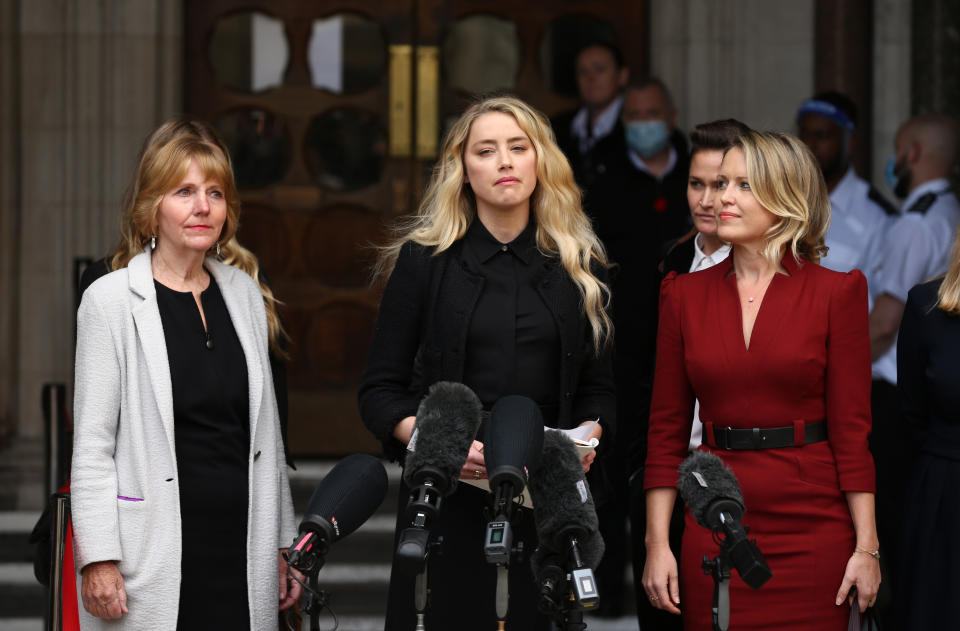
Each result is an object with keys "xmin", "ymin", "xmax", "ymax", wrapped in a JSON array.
[
  {"xmin": 358, "ymin": 238, "xmax": 616, "ymax": 494},
  {"xmin": 659, "ymin": 228, "xmax": 698, "ymax": 277}
]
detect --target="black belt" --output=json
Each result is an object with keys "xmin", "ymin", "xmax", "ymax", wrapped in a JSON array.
[{"xmin": 706, "ymin": 420, "xmax": 827, "ymax": 450}]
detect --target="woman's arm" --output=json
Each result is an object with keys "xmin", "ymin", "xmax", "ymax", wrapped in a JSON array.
[
  {"xmin": 642, "ymin": 487, "xmax": 681, "ymax": 614},
  {"xmin": 72, "ymin": 289, "xmax": 128, "ymax": 618},
  {"xmin": 836, "ymin": 491, "xmax": 881, "ymax": 612},
  {"xmin": 358, "ymin": 243, "xmax": 430, "ymax": 460},
  {"xmin": 825, "ymin": 272, "xmax": 881, "ymax": 610}
]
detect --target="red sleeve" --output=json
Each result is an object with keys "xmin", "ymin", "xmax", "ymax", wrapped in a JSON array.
[
  {"xmin": 825, "ymin": 270, "xmax": 876, "ymax": 492},
  {"xmin": 644, "ymin": 272, "xmax": 696, "ymax": 489}
]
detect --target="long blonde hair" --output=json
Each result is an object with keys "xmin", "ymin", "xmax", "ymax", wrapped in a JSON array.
[
  {"xmin": 376, "ymin": 95, "xmax": 612, "ymax": 350},
  {"xmin": 733, "ymin": 130, "xmax": 830, "ymax": 266},
  {"xmin": 112, "ymin": 117, "xmax": 287, "ymax": 356},
  {"xmin": 937, "ymin": 226, "xmax": 960, "ymax": 314}
]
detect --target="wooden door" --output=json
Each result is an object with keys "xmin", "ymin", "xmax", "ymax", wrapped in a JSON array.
[{"xmin": 185, "ymin": 1, "xmax": 646, "ymax": 457}]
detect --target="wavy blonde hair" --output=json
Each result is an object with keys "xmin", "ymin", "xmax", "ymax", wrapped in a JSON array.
[
  {"xmin": 732, "ymin": 130, "xmax": 830, "ymax": 267},
  {"xmin": 111, "ymin": 117, "xmax": 287, "ymax": 356},
  {"xmin": 937, "ymin": 226, "xmax": 960, "ymax": 314},
  {"xmin": 376, "ymin": 95, "xmax": 612, "ymax": 350}
]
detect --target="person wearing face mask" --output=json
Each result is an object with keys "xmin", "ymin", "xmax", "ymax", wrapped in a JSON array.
[
  {"xmin": 867, "ymin": 113, "xmax": 960, "ymax": 622},
  {"xmin": 796, "ymin": 92, "xmax": 897, "ymax": 300}
]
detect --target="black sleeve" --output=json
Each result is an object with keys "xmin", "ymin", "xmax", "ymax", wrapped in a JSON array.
[
  {"xmin": 78, "ymin": 257, "xmax": 112, "ymax": 297},
  {"xmin": 357, "ymin": 242, "xmax": 431, "ymax": 461},
  {"xmin": 896, "ymin": 283, "xmax": 931, "ymax": 452}
]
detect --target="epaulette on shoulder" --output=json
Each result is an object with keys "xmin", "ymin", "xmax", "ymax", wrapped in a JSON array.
[{"xmin": 867, "ymin": 186, "xmax": 898, "ymax": 216}]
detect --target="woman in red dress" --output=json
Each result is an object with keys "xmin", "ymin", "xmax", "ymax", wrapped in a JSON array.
[{"xmin": 641, "ymin": 130, "xmax": 881, "ymax": 629}]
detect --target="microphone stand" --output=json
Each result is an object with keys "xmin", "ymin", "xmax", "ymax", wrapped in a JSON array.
[
  {"xmin": 285, "ymin": 535, "xmax": 334, "ymax": 631},
  {"xmin": 484, "ymin": 482, "xmax": 527, "ymax": 630},
  {"xmin": 701, "ymin": 551, "xmax": 731, "ymax": 631}
]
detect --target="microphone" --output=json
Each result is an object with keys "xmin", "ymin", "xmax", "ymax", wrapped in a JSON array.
[
  {"xmin": 527, "ymin": 430, "xmax": 604, "ymax": 611},
  {"xmin": 677, "ymin": 451, "xmax": 772, "ymax": 589},
  {"xmin": 288, "ymin": 454, "xmax": 388, "ymax": 573},
  {"xmin": 395, "ymin": 381, "xmax": 483, "ymax": 571},
  {"xmin": 482, "ymin": 395, "xmax": 544, "ymax": 565}
]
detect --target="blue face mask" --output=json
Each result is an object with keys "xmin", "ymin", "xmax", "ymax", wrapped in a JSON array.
[
  {"xmin": 625, "ymin": 120, "xmax": 670, "ymax": 158},
  {"xmin": 885, "ymin": 154, "xmax": 910, "ymax": 199}
]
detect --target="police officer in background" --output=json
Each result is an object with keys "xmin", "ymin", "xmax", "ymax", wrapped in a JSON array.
[
  {"xmin": 552, "ymin": 40, "xmax": 629, "ymax": 191},
  {"xmin": 797, "ymin": 92, "xmax": 897, "ymax": 300},
  {"xmin": 868, "ymin": 113, "xmax": 960, "ymax": 622}
]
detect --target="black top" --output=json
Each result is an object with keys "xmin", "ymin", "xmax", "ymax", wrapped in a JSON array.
[
  {"xmin": 155, "ymin": 276, "xmax": 250, "ymax": 630},
  {"xmin": 897, "ymin": 278, "xmax": 960, "ymax": 459},
  {"xmin": 78, "ymin": 256, "xmax": 294, "ymax": 468},
  {"xmin": 462, "ymin": 220, "xmax": 560, "ymax": 418},
  {"xmin": 358, "ymin": 236, "xmax": 616, "ymax": 489}
]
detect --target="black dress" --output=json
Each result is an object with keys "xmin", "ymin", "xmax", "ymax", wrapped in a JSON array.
[
  {"xmin": 895, "ymin": 278, "xmax": 960, "ymax": 629},
  {"xmin": 382, "ymin": 220, "xmax": 563, "ymax": 631},
  {"xmin": 155, "ymin": 277, "xmax": 251, "ymax": 631}
]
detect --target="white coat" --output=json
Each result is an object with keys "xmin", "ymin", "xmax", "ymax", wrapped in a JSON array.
[{"xmin": 71, "ymin": 249, "xmax": 297, "ymax": 630}]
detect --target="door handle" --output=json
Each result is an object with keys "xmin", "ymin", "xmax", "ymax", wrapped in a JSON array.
[
  {"xmin": 388, "ymin": 44, "xmax": 413, "ymax": 157},
  {"xmin": 416, "ymin": 46, "xmax": 439, "ymax": 159}
]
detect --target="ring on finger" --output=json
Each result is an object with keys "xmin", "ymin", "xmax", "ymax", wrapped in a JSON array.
[
  {"xmin": 473, "ymin": 469, "xmax": 482, "ymax": 480},
  {"xmin": 649, "ymin": 594, "xmax": 659, "ymax": 601}
]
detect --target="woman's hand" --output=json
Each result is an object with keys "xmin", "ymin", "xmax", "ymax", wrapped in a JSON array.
[
  {"xmin": 392, "ymin": 416, "xmax": 417, "ymax": 445},
  {"xmin": 459, "ymin": 440, "xmax": 486, "ymax": 480},
  {"xmin": 836, "ymin": 550, "xmax": 881, "ymax": 612},
  {"xmin": 578, "ymin": 420, "xmax": 603, "ymax": 473},
  {"xmin": 641, "ymin": 543, "xmax": 681, "ymax": 615},
  {"xmin": 80, "ymin": 561, "xmax": 128, "ymax": 619},
  {"xmin": 278, "ymin": 549, "xmax": 304, "ymax": 611}
]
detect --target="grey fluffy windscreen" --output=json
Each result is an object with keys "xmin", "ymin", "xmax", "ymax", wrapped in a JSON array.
[
  {"xmin": 677, "ymin": 450, "xmax": 745, "ymax": 528},
  {"xmin": 402, "ymin": 381, "xmax": 483, "ymax": 492},
  {"xmin": 527, "ymin": 430, "xmax": 603, "ymax": 566}
]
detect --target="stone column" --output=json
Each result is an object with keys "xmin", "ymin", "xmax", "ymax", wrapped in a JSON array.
[
  {"xmin": 0, "ymin": 1, "xmax": 21, "ymax": 442},
  {"xmin": 15, "ymin": 0, "xmax": 182, "ymax": 438},
  {"xmin": 814, "ymin": 0, "xmax": 874, "ymax": 176},
  {"xmin": 649, "ymin": 0, "xmax": 815, "ymax": 133},
  {"xmin": 871, "ymin": 0, "xmax": 911, "ymax": 193},
  {"xmin": 912, "ymin": 1, "xmax": 960, "ymax": 118}
]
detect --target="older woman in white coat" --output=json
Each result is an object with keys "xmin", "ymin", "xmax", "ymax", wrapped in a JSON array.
[{"xmin": 71, "ymin": 118, "xmax": 299, "ymax": 630}]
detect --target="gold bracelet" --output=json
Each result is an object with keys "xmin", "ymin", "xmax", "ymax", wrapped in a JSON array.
[{"xmin": 855, "ymin": 547, "xmax": 880, "ymax": 560}]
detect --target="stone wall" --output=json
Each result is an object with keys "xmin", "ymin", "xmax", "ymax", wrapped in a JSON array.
[{"xmin": 4, "ymin": 0, "xmax": 181, "ymax": 439}]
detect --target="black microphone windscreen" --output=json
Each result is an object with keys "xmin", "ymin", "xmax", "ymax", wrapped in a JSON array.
[
  {"xmin": 528, "ymin": 430, "xmax": 600, "ymax": 555},
  {"xmin": 677, "ymin": 451, "xmax": 745, "ymax": 529},
  {"xmin": 301, "ymin": 454, "xmax": 388, "ymax": 543},
  {"xmin": 484, "ymin": 395, "xmax": 545, "ymax": 487},
  {"xmin": 402, "ymin": 381, "xmax": 483, "ymax": 495}
]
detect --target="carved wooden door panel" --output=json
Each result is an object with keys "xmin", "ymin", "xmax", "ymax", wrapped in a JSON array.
[{"xmin": 185, "ymin": 1, "xmax": 646, "ymax": 457}]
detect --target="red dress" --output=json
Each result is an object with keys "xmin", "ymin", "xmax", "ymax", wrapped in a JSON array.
[{"xmin": 645, "ymin": 255, "xmax": 875, "ymax": 630}]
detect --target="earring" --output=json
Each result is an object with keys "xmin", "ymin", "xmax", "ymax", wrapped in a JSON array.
[
  {"xmin": 216, "ymin": 241, "xmax": 221, "ymax": 257},
  {"xmin": 150, "ymin": 235, "xmax": 157, "ymax": 250}
]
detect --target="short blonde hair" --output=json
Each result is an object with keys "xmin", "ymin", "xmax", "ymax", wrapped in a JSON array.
[
  {"xmin": 377, "ymin": 95, "xmax": 612, "ymax": 350},
  {"xmin": 938, "ymin": 226, "xmax": 960, "ymax": 314},
  {"xmin": 732, "ymin": 130, "xmax": 830, "ymax": 266},
  {"xmin": 112, "ymin": 118, "xmax": 287, "ymax": 355}
]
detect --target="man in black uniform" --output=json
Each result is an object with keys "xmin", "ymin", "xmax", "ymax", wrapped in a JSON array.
[{"xmin": 552, "ymin": 40, "xmax": 629, "ymax": 190}]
